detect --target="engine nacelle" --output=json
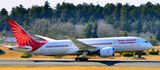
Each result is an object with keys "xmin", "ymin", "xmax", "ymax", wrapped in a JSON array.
[{"xmin": 98, "ymin": 47, "xmax": 115, "ymax": 57}]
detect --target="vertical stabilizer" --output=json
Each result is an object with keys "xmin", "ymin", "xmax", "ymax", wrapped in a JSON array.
[{"xmin": 8, "ymin": 19, "xmax": 46, "ymax": 51}]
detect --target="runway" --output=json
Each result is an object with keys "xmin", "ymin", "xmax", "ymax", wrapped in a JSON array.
[{"xmin": 0, "ymin": 59, "xmax": 160, "ymax": 67}]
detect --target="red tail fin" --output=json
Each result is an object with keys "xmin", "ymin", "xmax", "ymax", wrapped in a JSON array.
[{"xmin": 8, "ymin": 19, "xmax": 46, "ymax": 51}]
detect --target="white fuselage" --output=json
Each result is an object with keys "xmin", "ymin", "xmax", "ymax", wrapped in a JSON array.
[{"xmin": 32, "ymin": 37, "xmax": 153, "ymax": 55}]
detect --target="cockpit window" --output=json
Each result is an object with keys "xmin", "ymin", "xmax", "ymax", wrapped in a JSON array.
[{"xmin": 145, "ymin": 41, "xmax": 148, "ymax": 43}]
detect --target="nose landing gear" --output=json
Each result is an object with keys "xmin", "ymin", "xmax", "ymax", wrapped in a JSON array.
[{"xmin": 137, "ymin": 51, "xmax": 142, "ymax": 58}]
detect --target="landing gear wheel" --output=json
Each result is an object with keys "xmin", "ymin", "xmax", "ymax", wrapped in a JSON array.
[
  {"xmin": 138, "ymin": 51, "xmax": 142, "ymax": 58},
  {"xmin": 75, "ymin": 57, "xmax": 88, "ymax": 61},
  {"xmin": 112, "ymin": 53, "xmax": 115, "ymax": 56},
  {"xmin": 75, "ymin": 57, "xmax": 79, "ymax": 61}
]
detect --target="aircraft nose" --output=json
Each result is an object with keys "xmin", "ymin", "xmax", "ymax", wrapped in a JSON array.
[{"xmin": 147, "ymin": 42, "xmax": 153, "ymax": 49}]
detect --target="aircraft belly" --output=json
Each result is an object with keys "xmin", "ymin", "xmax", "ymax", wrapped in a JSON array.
[
  {"xmin": 50, "ymin": 47, "xmax": 78, "ymax": 55},
  {"xmin": 32, "ymin": 46, "xmax": 78, "ymax": 55}
]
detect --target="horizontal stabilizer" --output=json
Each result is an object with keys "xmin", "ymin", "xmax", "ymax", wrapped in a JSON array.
[
  {"xmin": 5, "ymin": 46, "xmax": 17, "ymax": 48},
  {"xmin": 35, "ymin": 35, "xmax": 56, "ymax": 41}
]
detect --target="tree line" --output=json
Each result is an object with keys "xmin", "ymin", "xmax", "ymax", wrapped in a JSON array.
[{"xmin": 0, "ymin": 1, "xmax": 160, "ymax": 45}]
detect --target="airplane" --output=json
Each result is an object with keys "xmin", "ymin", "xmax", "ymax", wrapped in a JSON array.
[{"xmin": 6, "ymin": 19, "xmax": 153, "ymax": 61}]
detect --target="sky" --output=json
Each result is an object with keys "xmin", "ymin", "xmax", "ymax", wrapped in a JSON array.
[{"xmin": 0, "ymin": 0, "xmax": 160, "ymax": 12}]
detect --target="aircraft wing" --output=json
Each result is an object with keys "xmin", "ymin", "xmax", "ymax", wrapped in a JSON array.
[
  {"xmin": 65, "ymin": 36, "xmax": 97, "ymax": 52},
  {"xmin": 35, "ymin": 35, "xmax": 56, "ymax": 41}
]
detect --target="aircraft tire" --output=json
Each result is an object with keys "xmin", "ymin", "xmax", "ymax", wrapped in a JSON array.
[{"xmin": 75, "ymin": 57, "xmax": 88, "ymax": 61}]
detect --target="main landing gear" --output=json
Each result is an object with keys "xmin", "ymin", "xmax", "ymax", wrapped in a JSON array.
[
  {"xmin": 75, "ymin": 57, "xmax": 88, "ymax": 61},
  {"xmin": 75, "ymin": 51, "xmax": 89, "ymax": 61}
]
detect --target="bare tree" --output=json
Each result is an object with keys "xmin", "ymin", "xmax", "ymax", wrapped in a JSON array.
[
  {"xmin": 97, "ymin": 20, "xmax": 117, "ymax": 37},
  {"xmin": 74, "ymin": 24, "xmax": 85, "ymax": 38},
  {"xmin": 30, "ymin": 19, "xmax": 50, "ymax": 36}
]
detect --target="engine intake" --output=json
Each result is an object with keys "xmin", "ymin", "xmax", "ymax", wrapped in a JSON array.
[{"xmin": 98, "ymin": 47, "xmax": 115, "ymax": 57}]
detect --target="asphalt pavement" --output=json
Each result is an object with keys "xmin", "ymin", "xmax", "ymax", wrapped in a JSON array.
[{"xmin": 0, "ymin": 59, "xmax": 160, "ymax": 67}]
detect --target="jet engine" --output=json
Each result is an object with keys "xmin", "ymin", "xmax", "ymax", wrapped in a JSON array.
[{"xmin": 98, "ymin": 47, "xmax": 115, "ymax": 57}]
